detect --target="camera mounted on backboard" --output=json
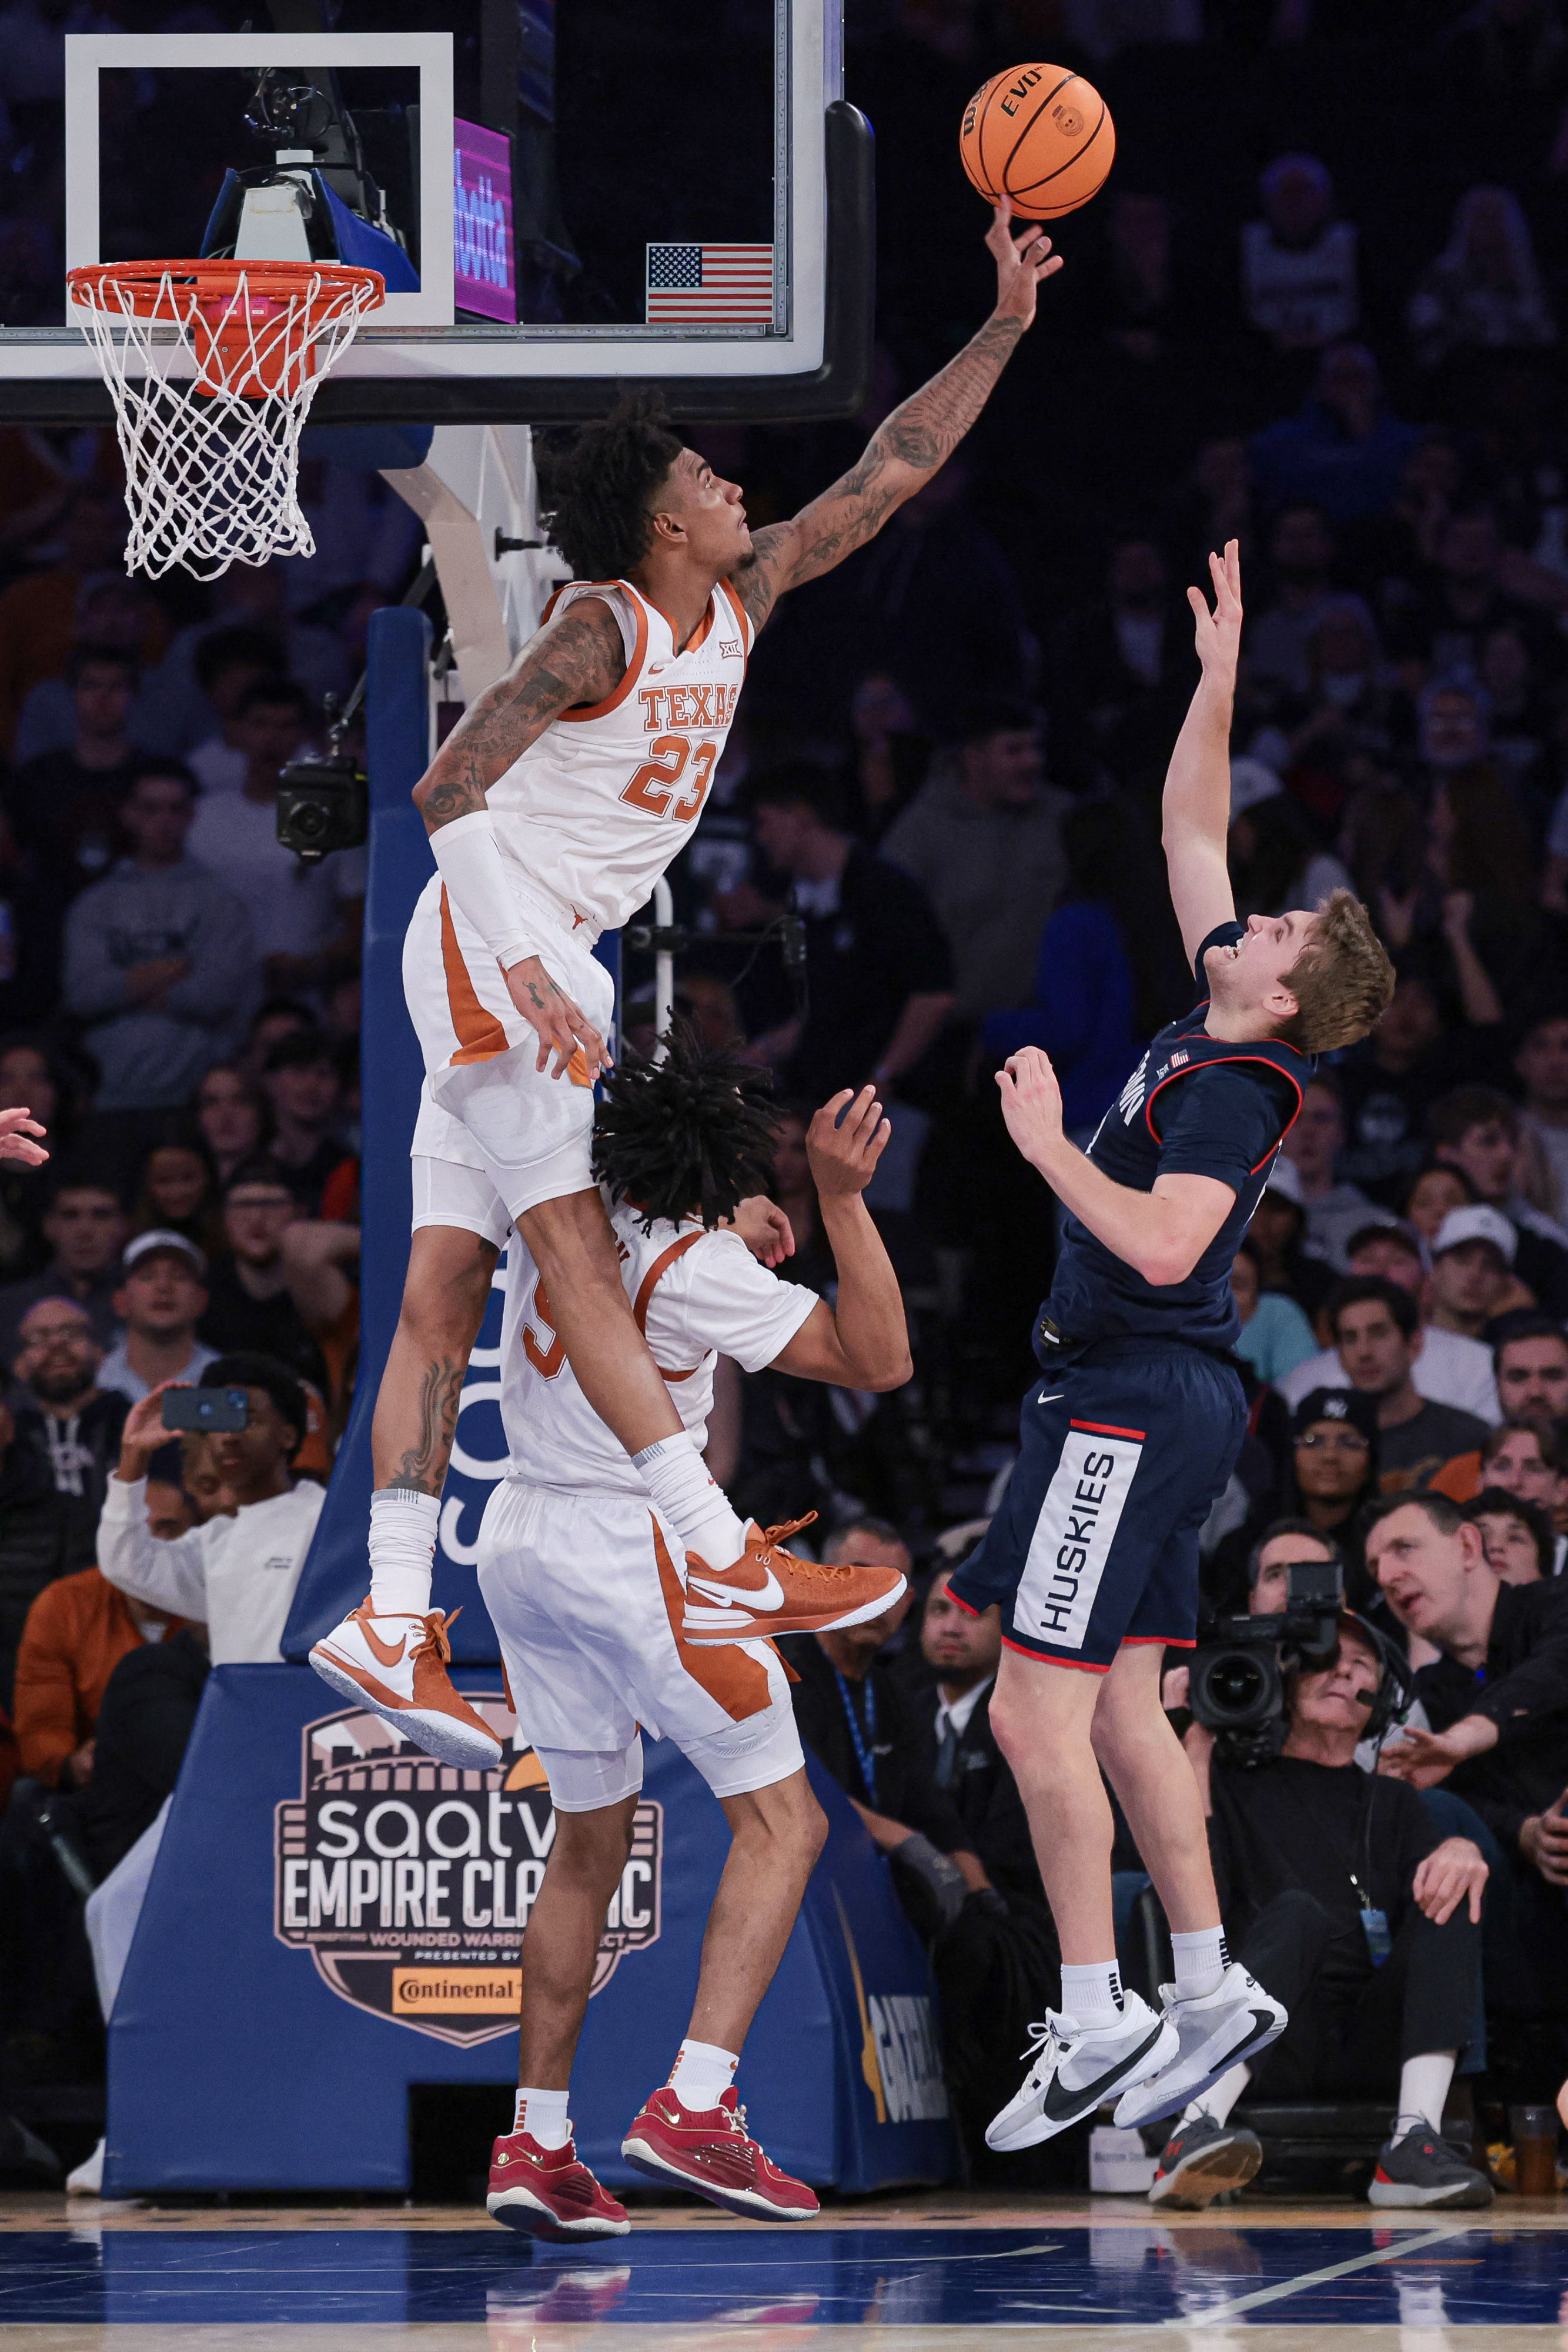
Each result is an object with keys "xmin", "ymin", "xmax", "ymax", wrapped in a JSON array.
[{"xmin": 275, "ymin": 688, "xmax": 369, "ymax": 866}]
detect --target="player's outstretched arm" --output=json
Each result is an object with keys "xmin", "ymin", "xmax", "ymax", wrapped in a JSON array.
[
  {"xmin": 730, "ymin": 206, "xmax": 1061, "ymax": 636},
  {"xmin": 409, "ymin": 598, "xmax": 626, "ymax": 1080},
  {"xmin": 1163, "ymin": 539, "xmax": 1243, "ymax": 968},
  {"xmin": 769, "ymin": 1087, "xmax": 913, "ymax": 1391}
]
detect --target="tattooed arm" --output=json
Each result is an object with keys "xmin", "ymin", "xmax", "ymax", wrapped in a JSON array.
[
  {"xmin": 411, "ymin": 597, "xmax": 625, "ymax": 831},
  {"xmin": 730, "ymin": 206, "xmax": 1061, "ymax": 636}
]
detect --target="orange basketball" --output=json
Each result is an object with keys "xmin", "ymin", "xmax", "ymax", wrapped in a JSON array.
[{"xmin": 959, "ymin": 63, "xmax": 1114, "ymax": 220}]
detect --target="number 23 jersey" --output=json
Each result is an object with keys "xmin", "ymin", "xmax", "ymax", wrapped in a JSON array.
[{"xmin": 486, "ymin": 576, "xmax": 751, "ymax": 939}]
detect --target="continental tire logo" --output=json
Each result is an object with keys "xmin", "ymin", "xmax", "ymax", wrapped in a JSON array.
[{"xmin": 274, "ymin": 1699, "xmax": 662, "ymax": 2046}]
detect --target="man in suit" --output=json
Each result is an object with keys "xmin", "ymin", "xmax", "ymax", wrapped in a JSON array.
[{"xmin": 917, "ymin": 1565, "xmax": 1042, "ymax": 1909}]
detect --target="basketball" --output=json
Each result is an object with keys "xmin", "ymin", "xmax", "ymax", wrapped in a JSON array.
[{"xmin": 959, "ymin": 63, "xmax": 1114, "ymax": 220}]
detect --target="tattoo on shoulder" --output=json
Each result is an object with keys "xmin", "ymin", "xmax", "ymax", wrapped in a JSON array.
[
  {"xmin": 415, "ymin": 596, "xmax": 626, "ymax": 826},
  {"xmin": 731, "ymin": 526, "xmax": 794, "ymax": 634}
]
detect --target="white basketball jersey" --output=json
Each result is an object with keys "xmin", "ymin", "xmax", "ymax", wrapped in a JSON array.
[
  {"xmin": 499, "ymin": 1197, "xmax": 818, "ymax": 1496},
  {"xmin": 487, "ymin": 577, "xmax": 751, "ymax": 938}
]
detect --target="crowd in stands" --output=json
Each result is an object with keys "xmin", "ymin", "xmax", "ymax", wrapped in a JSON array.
[{"xmin": 4, "ymin": 0, "xmax": 1568, "ymax": 2198}]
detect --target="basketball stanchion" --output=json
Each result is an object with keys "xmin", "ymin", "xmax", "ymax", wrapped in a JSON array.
[{"xmin": 65, "ymin": 258, "xmax": 384, "ymax": 580}]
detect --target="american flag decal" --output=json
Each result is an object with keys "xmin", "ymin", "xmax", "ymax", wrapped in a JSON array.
[{"xmin": 646, "ymin": 244, "xmax": 775, "ymax": 325}]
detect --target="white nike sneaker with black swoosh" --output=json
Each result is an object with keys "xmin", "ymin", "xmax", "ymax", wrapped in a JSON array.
[
  {"xmin": 1113, "ymin": 1963, "xmax": 1288, "ymax": 2130},
  {"xmin": 985, "ymin": 1993, "xmax": 1176, "ymax": 2152},
  {"xmin": 681, "ymin": 1515, "xmax": 907, "ymax": 1644}
]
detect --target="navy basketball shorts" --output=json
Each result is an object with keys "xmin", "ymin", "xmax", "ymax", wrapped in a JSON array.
[{"xmin": 947, "ymin": 1338, "xmax": 1247, "ymax": 1672}]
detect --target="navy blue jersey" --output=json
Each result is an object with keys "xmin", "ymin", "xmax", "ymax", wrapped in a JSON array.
[{"xmin": 1040, "ymin": 921, "xmax": 1313, "ymax": 1357}]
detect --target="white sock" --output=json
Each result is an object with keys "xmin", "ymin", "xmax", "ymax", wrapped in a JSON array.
[
  {"xmin": 513, "ymin": 2086, "xmax": 571, "ymax": 2148},
  {"xmin": 368, "ymin": 1489, "xmax": 440, "ymax": 1618},
  {"xmin": 1396, "ymin": 2050, "xmax": 1456, "ymax": 2136},
  {"xmin": 1171, "ymin": 1925, "xmax": 1230, "ymax": 2001},
  {"xmin": 632, "ymin": 1435, "xmax": 748, "ymax": 1569},
  {"xmin": 1059, "ymin": 1960, "xmax": 1124, "ymax": 2024},
  {"xmin": 1183, "ymin": 2062, "xmax": 1251, "ymax": 2129},
  {"xmin": 667, "ymin": 2038, "xmax": 739, "ymax": 2109}
]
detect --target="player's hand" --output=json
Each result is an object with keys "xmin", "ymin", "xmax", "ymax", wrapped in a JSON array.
[
  {"xmin": 1188, "ymin": 539, "xmax": 1243, "ymax": 681},
  {"xmin": 807, "ymin": 1086, "xmax": 891, "ymax": 1198},
  {"xmin": 995, "ymin": 1047, "xmax": 1064, "ymax": 1171},
  {"xmin": 0, "ymin": 1105, "xmax": 48, "ymax": 1167},
  {"xmin": 1412, "ymin": 1835, "xmax": 1489, "ymax": 1925},
  {"xmin": 987, "ymin": 202, "xmax": 1062, "ymax": 329},
  {"xmin": 502, "ymin": 955, "xmax": 610, "ymax": 1081},
  {"xmin": 725, "ymin": 1195, "xmax": 795, "ymax": 1268}
]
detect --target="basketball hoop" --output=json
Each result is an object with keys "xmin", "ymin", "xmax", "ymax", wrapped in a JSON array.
[{"xmin": 66, "ymin": 258, "xmax": 385, "ymax": 581}]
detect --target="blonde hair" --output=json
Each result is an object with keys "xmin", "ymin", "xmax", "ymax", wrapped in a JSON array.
[{"xmin": 1277, "ymin": 890, "xmax": 1395, "ymax": 1055}]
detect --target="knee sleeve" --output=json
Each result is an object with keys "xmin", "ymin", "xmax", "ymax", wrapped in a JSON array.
[
  {"xmin": 533, "ymin": 1736, "xmax": 644, "ymax": 1813},
  {"xmin": 679, "ymin": 1696, "xmax": 805, "ymax": 1801}
]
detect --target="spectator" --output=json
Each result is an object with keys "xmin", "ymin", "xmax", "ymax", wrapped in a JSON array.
[
  {"xmin": 1243, "ymin": 504, "xmax": 1338, "ymax": 696},
  {"xmin": 196, "ymin": 1162, "xmax": 329, "ymax": 1394},
  {"xmin": 1405, "ymin": 1162, "xmax": 1477, "ymax": 1251},
  {"xmin": 9, "ymin": 1297, "xmax": 127, "ymax": 1562},
  {"xmin": 10, "ymin": 1496, "xmax": 183, "ymax": 1789},
  {"xmin": 1251, "ymin": 598, "xmax": 1403, "ymax": 797},
  {"xmin": 1336, "ymin": 976, "xmax": 1465, "ymax": 1202},
  {"xmin": 1390, "ymin": 509, "xmax": 1559, "ymax": 682},
  {"xmin": 258, "ymin": 1031, "xmax": 353, "ymax": 1215},
  {"xmin": 1241, "ymin": 154, "xmax": 1360, "ymax": 355},
  {"xmin": 1427, "ymin": 1204, "xmax": 1526, "ymax": 1341},
  {"xmin": 240, "ymin": 998, "xmax": 315, "ymax": 1085},
  {"xmin": 1251, "ymin": 343, "xmax": 1420, "ymax": 526},
  {"xmin": 1247, "ymin": 1155, "xmax": 1336, "ymax": 1321},
  {"xmin": 980, "ymin": 799, "xmax": 1165, "ymax": 1134},
  {"xmin": 131, "ymin": 1140, "xmax": 216, "ymax": 1253},
  {"xmin": 185, "ymin": 678, "xmax": 365, "ymax": 997},
  {"xmin": 839, "ymin": 673, "xmax": 930, "ymax": 844},
  {"xmin": 1464, "ymin": 1485, "xmax": 1554, "ymax": 1585},
  {"xmin": 1382, "ymin": 761, "xmax": 1547, "ymax": 1024},
  {"xmin": 1409, "ymin": 186, "xmax": 1555, "ymax": 370},
  {"xmin": 1045, "ymin": 534, "xmax": 1195, "ymax": 791},
  {"xmin": 1232, "ymin": 1238, "xmax": 1318, "ymax": 1385},
  {"xmin": 1236, "ymin": 1388, "xmax": 1383, "ymax": 1566},
  {"xmin": 1327, "ymin": 1277, "xmax": 1491, "ymax": 1491},
  {"xmin": 1156, "ymin": 1609, "xmax": 1490, "ymax": 2213},
  {"xmin": 1515, "ymin": 1009, "xmax": 1568, "ymax": 1228},
  {"xmin": 0, "ymin": 485, "xmax": 147, "ymax": 753},
  {"xmin": 98, "ymin": 1354, "xmax": 322, "ymax": 1662},
  {"xmin": 1494, "ymin": 1319, "xmax": 1568, "ymax": 1428},
  {"xmin": 6, "ymin": 649, "xmax": 141, "ymax": 900},
  {"xmin": 914, "ymin": 1567, "xmax": 1040, "ymax": 1907},
  {"xmin": 1280, "ymin": 1074, "xmax": 1376, "ymax": 1268},
  {"xmin": 193, "ymin": 1063, "xmax": 270, "ymax": 1184},
  {"xmin": 181, "ymin": 627, "xmax": 288, "ymax": 788},
  {"xmin": 1277, "ymin": 1218, "xmax": 1503, "ymax": 1423},
  {"xmin": 96, "ymin": 1231, "xmax": 216, "ymax": 1406},
  {"xmin": 880, "ymin": 699, "xmax": 1068, "ymax": 1025},
  {"xmin": 73, "ymin": 1615, "xmax": 209, "ymax": 1885},
  {"xmin": 61, "ymin": 761, "xmax": 257, "ymax": 1113},
  {"xmin": 744, "ymin": 767, "xmax": 956, "ymax": 1102},
  {"xmin": 1432, "ymin": 1417, "xmax": 1568, "ymax": 1532},
  {"xmin": 0, "ymin": 1177, "xmax": 129, "ymax": 1365},
  {"xmin": 1226, "ymin": 759, "xmax": 1354, "ymax": 915},
  {"xmin": 1430, "ymin": 1086, "xmax": 1568, "ymax": 1315},
  {"xmin": 1370, "ymin": 1491, "xmax": 1568, "ymax": 2056},
  {"xmin": 9, "ymin": 577, "xmax": 165, "ymax": 767},
  {"xmin": 0, "ymin": 1391, "xmax": 71, "ymax": 1712}
]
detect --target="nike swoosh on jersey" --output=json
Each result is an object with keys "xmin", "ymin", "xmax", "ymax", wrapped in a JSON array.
[
  {"xmin": 1037, "ymin": 1392, "xmax": 1064, "ymax": 1405},
  {"xmin": 362, "ymin": 1624, "xmax": 408, "ymax": 1668},
  {"xmin": 687, "ymin": 1564, "xmax": 785, "ymax": 1612},
  {"xmin": 1041, "ymin": 2020, "xmax": 1165, "ymax": 2122}
]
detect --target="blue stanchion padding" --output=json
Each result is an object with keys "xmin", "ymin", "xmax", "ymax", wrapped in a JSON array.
[{"xmin": 104, "ymin": 1666, "xmax": 954, "ymax": 2193}]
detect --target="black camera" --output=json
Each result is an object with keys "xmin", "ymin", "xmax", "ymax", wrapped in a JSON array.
[
  {"xmin": 1188, "ymin": 1556, "xmax": 1346, "ymax": 1769},
  {"xmin": 276, "ymin": 756, "xmax": 369, "ymax": 866}
]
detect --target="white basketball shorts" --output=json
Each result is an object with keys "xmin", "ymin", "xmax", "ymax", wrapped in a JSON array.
[
  {"xmin": 476, "ymin": 1479, "xmax": 804, "ymax": 1807},
  {"xmin": 403, "ymin": 873, "xmax": 616, "ymax": 1227}
]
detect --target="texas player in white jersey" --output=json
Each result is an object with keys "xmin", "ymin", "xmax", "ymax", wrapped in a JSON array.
[
  {"xmin": 474, "ymin": 1034, "xmax": 911, "ymax": 2237},
  {"xmin": 312, "ymin": 208, "xmax": 1062, "ymax": 1773}
]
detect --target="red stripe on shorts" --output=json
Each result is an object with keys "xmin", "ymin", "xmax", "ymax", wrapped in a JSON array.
[{"xmin": 1071, "ymin": 1418, "xmax": 1147, "ymax": 1440}]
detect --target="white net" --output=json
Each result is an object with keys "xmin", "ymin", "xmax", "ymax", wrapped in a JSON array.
[{"xmin": 66, "ymin": 261, "xmax": 383, "ymax": 582}]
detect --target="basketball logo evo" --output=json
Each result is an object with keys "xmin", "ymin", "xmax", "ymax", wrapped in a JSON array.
[{"xmin": 274, "ymin": 1700, "xmax": 662, "ymax": 2046}]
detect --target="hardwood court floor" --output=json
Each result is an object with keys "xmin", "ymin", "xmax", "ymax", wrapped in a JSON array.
[{"xmin": 2, "ymin": 2190, "xmax": 1564, "ymax": 2346}]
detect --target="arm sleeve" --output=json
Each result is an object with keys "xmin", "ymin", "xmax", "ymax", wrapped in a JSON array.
[
  {"xmin": 653, "ymin": 1234, "xmax": 820, "ymax": 1375},
  {"xmin": 12, "ymin": 1593, "xmax": 79, "ymax": 1785},
  {"xmin": 96, "ymin": 1478, "xmax": 209, "ymax": 1620},
  {"xmin": 162, "ymin": 883, "xmax": 259, "ymax": 1025},
  {"xmin": 1154, "ymin": 1063, "xmax": 1292, "ymax": 1192},
  {"xmin": 61, "ymin": 890, "xmax": 128, "ymax": 1020}
]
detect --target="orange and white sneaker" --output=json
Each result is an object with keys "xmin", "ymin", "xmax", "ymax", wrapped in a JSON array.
[
  {"xmin": 681, "ymin": 1515, "xmax": 907, "ymax": 1645},
  {"xmin": 621, "ymin": 2087, "xmax": 818, "ymax": 2221},
  {"xmin": 309, "ymin": 1600, "xmax": 502, "ymax": 1771},
  {"xmin": 487, "ymin": 2128, "xmax": 630, "ymax": 2240}
]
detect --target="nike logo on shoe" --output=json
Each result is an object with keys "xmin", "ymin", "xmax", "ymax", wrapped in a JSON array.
[
  {"xmin": 688, "ymin": 1566, "xmax": 785, "ymax": 1612},
  {"xmin": 1041, "ymin": 2021, "xmax": 1165, "ymax": 2121},
  {"xmin": 362, "ymin": 1623, "xmax": 409, "ymax": 1668}
]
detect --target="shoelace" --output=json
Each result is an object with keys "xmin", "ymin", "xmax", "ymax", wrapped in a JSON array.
[
  {"xmin": 415, "ymin": 1606, "xmax": 461, "ymax": 1666},
  {"xmin": 753, "ymin": 1514, "xmax": 855, "ymax": 1581},
  {"xmin": 1018, "ymin": 2014, "xmax": 1067, "ymax": 2072}
]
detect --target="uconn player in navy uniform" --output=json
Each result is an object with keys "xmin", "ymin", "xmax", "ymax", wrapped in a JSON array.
[{"xmin": 950, "ymin": 544, "xmax": 1395, "ymax": 2154}]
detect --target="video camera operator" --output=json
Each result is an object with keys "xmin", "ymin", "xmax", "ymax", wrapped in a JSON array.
[{"xmin": 1153, "ymin": 1559, "xmax": 1491, "ymax": 2214}]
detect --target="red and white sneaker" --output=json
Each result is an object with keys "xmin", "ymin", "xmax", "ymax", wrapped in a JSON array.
[
  {"xmin": 486, "ymin": 2128, "xmax": 630, "ymax": 2240},
  {"xmin": 620, "ymin": 2087, "xmax": 818, "ymax": 2221},
  {"xmin": 681, "ymin": 1516, "xmax": 907, "ymax": 1645},
  {"xmin": 309, "ymin": 1600, "xmax": 502, "ymax": 1771}
]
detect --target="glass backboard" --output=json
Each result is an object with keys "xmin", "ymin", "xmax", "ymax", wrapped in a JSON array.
[{"xmin": 0, "ymin": 0, "xmax": 870, "ymax": 425}]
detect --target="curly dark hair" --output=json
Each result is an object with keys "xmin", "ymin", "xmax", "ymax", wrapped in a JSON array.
[
  {"xmin": 591, "ymin": 1020, "xmax": 779, "ymax": 1232},
  {"xmin": 536, "ymin": 390, "xmax": 685, "ymax": 582}
]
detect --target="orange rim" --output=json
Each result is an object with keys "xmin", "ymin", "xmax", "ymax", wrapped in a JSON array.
[{"xmin": 66, "ymin": 259, "xmax": 384, "ymax": 399}]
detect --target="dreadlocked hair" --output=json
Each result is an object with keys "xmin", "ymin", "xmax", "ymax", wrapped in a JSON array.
[
  {"xmin": 536, "ymin": 390, "xmax": 684, "ymax": 583},
  {"xmin": 591, "ymin": 1019, "xmax": 780, "ymax": 1233}
]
